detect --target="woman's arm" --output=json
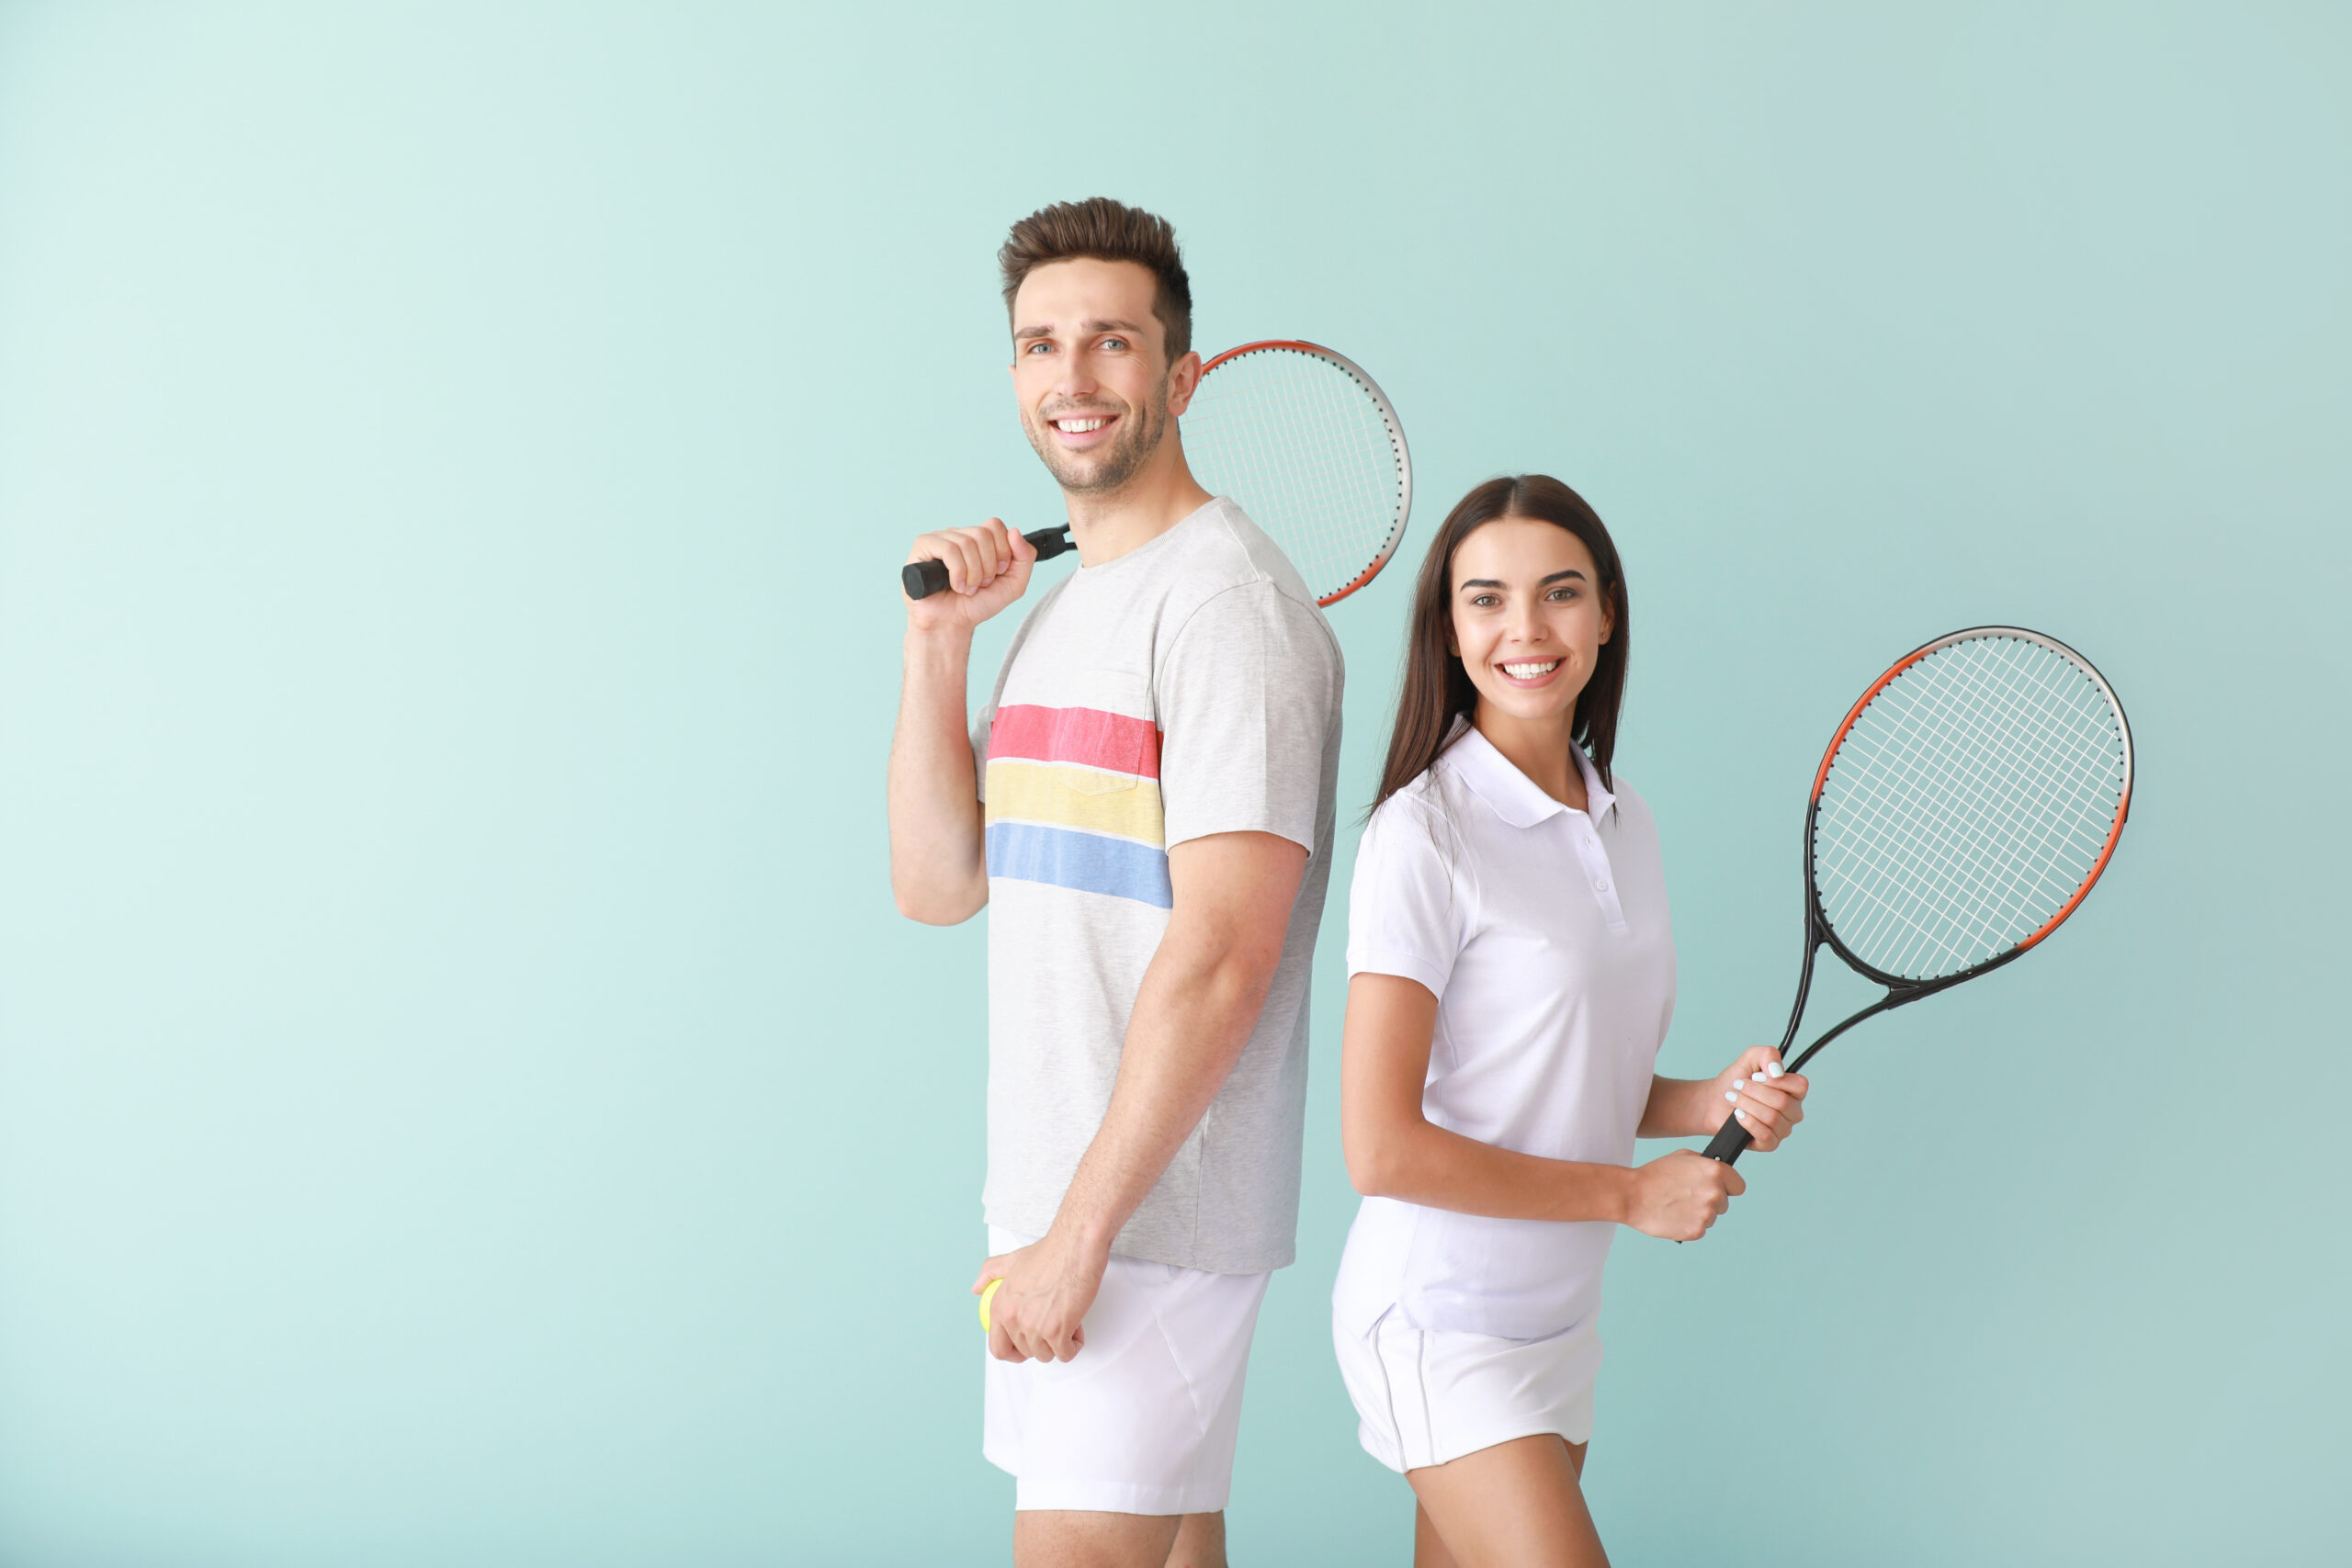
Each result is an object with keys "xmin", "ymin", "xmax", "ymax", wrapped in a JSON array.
[
  {"xmin": 1638, "ymin": 1051, "xmax": 1810, "ymax": 1147},
  {"xmin": 1340, "ymin": 973, "xmax": 1742, "ymax": 1239}
]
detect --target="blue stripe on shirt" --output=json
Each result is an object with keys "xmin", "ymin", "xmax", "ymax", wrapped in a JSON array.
[{"xmin": 985, "ymin": 821, "xmax": 1174, "ymax": 909}]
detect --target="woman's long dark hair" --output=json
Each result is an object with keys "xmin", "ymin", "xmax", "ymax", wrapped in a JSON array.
[{"xmin": 1373, "ymin": 474, "xmax": 1631, "ymax": 812}]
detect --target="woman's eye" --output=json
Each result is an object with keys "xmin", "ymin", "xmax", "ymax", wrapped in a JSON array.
[{"xmin": 1470, "ymin": 593, "xmax": 1499, "ymax": 608}]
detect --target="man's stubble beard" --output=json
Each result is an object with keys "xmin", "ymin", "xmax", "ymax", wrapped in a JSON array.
[{"xmin": 1025, "ymin": 383, "xmax": 1172, "ymax": 497}]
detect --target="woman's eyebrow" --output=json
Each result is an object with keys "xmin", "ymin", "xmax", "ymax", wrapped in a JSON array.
[{"xmin": 1456, "ymin": 568, "xmax": 1589, "ymax": 591}]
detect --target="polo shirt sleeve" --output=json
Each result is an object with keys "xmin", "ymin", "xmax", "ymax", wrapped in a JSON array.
[
  {"xmin": 1155, "ymin": 582, "xmax": 1338, "ymax": 853},
  {"xmin": 1346, "ymin": 797, "xmax": 1471, "ymax": 999}
]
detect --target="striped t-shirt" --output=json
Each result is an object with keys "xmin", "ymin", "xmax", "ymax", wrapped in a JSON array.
[{"xmin": 971, "ymin": 497, "xmax": 1343, "ymax": 1275}]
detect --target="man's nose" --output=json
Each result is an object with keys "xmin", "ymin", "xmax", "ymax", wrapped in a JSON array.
[{"xmin": 1053, "ymin": 349, "xmax": 1099, "ymax": 398}]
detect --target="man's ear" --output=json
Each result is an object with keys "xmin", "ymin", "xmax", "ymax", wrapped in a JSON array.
[{"xmin": 1164, "ymin": 349, "xmax": 1205, "ymax": 417}]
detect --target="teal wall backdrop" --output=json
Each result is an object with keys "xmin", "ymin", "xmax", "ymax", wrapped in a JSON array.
[{"xmin": 1, "ymin": 3, "xmax": 2344, "ymax": 1563}]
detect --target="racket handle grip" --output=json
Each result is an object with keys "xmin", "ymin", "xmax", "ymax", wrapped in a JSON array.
[
  {"xmin": 1702, "ymin": 1116, "xmax": 1754, "ymax": 1167},
  {"xmin": 900, "ymin": 525, "xmax": 1074, "ymax": 601}
]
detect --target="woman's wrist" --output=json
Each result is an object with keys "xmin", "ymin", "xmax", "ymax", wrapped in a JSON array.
[
  {"xmin": 1640, "ymin": 1076, "xmax": 1712, "ymax": 1140},
  {"xmin": 1552, "ymin": 1160, "xmax": 1637, "ymax": 1225}
]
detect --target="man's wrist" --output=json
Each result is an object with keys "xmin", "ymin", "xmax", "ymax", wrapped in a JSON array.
[
  {"xmin": 903, "ymin": 620, "xmax": 975, "ymax": 665},
  {"xmin": 1046, "ymin": 1208, "xmax": 1120, "ymax": 1263}
]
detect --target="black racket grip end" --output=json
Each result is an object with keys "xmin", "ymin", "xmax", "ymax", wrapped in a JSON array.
[
  {"xmin": 1702, "ymin": 1116, "xmax": 1754, "ymax": 1167},
  {"xmin": 901, "ymin": 525, "xmax": 1072, "ymax": 601}
]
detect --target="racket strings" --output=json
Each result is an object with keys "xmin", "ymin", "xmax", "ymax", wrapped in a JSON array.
[
  {"xmin": 1182, "ymin": 348, "xmax": 1406, "ymax": 603},
  {"xmin": 1826, "ymin": 646, "xmax": 2119, "ymax": 973},
  {"xmin": 1841, "ymin": 652, "xmax": 2113, "ymax": 935},
  {"xmin": 1814, "ymin": 636, "xmax": 2127, "ymax": 982},
  {"xmin": 1824, "ymin": 643, "xmax": 2120, "ymax": 976}
]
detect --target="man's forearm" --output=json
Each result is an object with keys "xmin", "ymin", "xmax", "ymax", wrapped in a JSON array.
[
  {"xmin": 888, "ymin": 626, "xmax": 988, "ymax": 924},
  {"xmin": 1047, "ymin": 931, "xmax": 1282, "ymax": 1253}
]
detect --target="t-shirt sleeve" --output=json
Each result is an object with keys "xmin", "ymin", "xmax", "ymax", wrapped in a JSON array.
[
  {"xmin": 1155, "ymin": 582, "xmax": 1339, "ymax": 853},
  {"xmin": 970, "ymin": 703, "xmax": 993, "ymax": 803},
  {"xmin": 1345, "ymin": 799, "xmax": 1470, "ymax": 999}
]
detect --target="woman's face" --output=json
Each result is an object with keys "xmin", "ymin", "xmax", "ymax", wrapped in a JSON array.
[{"xmin": 1449, "ymin": 516, "xmax": 1613, "ymax": 728}]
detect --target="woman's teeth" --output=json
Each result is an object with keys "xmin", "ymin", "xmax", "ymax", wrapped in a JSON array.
[{"xmin": 1502, "ymin": 660, "xmax": 1559, "ymax": 679}]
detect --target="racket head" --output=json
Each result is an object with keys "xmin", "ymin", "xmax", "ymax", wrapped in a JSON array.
[
  {"xmin": 1805, "ymin": 626, "xmax": 2134, "ymax": 990},
  {"xmin": 1181, "ymin": 340, "xmax": 1410, "ymax": 606}
]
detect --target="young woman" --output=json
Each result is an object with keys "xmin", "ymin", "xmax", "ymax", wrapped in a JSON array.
[{"xmin": 1332, "ymin": 475, "xmax": 1809, "ymax": 1566}]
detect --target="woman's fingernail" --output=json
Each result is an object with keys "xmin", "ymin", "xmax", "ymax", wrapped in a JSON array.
[
  {"xmin": 1766, "ymin": 1062, "xmax": 1785, "ymax": 1078},
  {"xmin": 1724, "ymin": 1090, "xmax": 1739, "ymax": 1104},
  {"xmin": 1735, "ymin": 1109, "xmax": 1752, "ymax": 1124},
  {"xmin": 1733, "ymin": 1077, "xmax": 1747, "ymax": 1089}
]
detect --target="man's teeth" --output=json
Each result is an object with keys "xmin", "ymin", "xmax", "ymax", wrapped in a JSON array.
[
  {"xmin": 1502, "ymin": 660, "xmax": 1559, "ymax": 678},
  {"xmin": 1055, "ymin": 417, "xmax": 1110, "ymax": 433}
]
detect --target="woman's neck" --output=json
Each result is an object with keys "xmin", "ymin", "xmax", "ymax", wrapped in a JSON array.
[{"xmin": 1472, "ymin": 702, "xmax": 1589, "ymax": 811}]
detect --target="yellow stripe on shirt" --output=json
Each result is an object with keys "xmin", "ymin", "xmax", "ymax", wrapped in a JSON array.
[{"xmin": 985, "ymin": 759, "xmax": 1166, "ymax": 846}]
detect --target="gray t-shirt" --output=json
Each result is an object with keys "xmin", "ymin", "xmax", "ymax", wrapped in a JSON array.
[{"xmin": 971, "ymin": 496, "xmax": 1344, "ymax": 1274}]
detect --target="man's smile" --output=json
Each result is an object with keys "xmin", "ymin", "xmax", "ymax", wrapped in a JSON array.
[{"xmin": 1043, "ymin": 406, "xmax": 1124, "ymax": 447}]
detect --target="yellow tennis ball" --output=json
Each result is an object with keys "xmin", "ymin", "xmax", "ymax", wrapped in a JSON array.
[{"xmin": 979, "ymin": 1277, "xmax": 1005, "ymax": 1333}]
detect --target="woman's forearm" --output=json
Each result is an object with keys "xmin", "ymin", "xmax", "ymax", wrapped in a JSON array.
[
  {"xmin": 1352, "ymin": 1118, "xmax": 1635, "ymax": 1224},
  {"xmin": 1637, "ymin": 1074, "xmax": 1719, "ymax": 1139}
]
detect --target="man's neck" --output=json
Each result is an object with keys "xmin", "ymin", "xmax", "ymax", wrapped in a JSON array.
[{"xmin": 1063, "ymin": 446, "xmax": 1215, "ymax": 569}]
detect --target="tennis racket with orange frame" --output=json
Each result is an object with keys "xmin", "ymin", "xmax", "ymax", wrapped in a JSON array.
[
  {"xmin": 900, "ymin": 340, "xmax": 1411, "ymax": 608},
  {"xmin": 1706, "ymin": 626, "xmax": 2135, "ymax": 1167}
]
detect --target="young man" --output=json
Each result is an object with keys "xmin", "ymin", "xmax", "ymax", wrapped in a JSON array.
[{"xmin": 887, "ymin": 198, "xmax": 1343, "ymax": 1567}]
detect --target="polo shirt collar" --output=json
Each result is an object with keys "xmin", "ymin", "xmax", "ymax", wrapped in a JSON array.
[{"xmin": 1442, "ymin": 719, "xmax": 1616, "ymax": 829}]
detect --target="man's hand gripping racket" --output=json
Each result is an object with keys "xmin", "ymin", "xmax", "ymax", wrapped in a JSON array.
[
  {"xmin": 900, "ymin": 341, "xmax": 1412, "ymax": 609},
  {"xmin": 1706, "ymin": 626, "xmax": 2134, "ymax": 1168}
]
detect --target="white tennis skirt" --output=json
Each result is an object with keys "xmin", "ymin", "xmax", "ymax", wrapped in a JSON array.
[{"xmin": 1332, "ymin": 1302, "xmax": 1602, "ymax": 1473}]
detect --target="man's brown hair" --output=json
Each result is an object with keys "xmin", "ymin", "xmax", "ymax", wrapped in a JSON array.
[{"xmin": 999, "ymin": 197, "xmax": 1193, "ymax": 363}]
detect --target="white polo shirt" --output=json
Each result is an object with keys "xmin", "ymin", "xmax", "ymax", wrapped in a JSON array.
[{"xmin": 1333, "ymin": 724, "xmax": 1677, "ymax": 1342}]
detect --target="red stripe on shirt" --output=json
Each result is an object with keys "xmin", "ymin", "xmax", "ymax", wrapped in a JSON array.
[{"xmin": 989, "ymin": 705, "xmax": 1161, "ymax": 780}]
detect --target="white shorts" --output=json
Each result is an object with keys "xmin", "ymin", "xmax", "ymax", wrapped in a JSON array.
[
  {"xmin": 1332, "ymin": 1303, "xmax": 1601, "ymax": 1473},
  {"xmin": 982, "ymin": 1227, "xmax": 1272, "ymax": 1515}
]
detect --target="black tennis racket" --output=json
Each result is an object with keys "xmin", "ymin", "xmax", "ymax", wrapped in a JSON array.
[
  {"xmin": 899, "ymin": 340, "xmax": 1411, "ymax": 607},
  {"xmin": 1705, "ymin": 626, "xmax": 2134, "ymax": 1166}
]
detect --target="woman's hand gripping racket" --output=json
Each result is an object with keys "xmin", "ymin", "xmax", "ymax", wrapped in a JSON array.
[
  {"xmin": 1704, "ymin": 626, "xmax": 2134, "ymax": 1167},
  {"xmin": 900, "ymin": 341, "xmax": 1412, "ymax": 607}
]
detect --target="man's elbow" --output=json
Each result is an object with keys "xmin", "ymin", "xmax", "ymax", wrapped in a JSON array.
[
  {"xmin": 1199, "ymin": 932, "xmax": 1288, "ymax": 1006},
  {"xmin": 892, "ymin": 876, "xmax": 985, "ymax": 926}
]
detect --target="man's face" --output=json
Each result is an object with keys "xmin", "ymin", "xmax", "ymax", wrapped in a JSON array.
[{"xmin": 1009, "ymin": 258, "xmax": 1194, "ymax": 495}]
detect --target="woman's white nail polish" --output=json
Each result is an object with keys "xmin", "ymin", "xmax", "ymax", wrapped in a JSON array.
[{"xmin": 1724, "ymin": 1090, "xmax": 1738, "ymax": 1104}]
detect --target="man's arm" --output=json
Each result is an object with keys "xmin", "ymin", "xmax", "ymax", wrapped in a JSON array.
[
  {"xmin": 977, "ymin": 829, "xmax": 1306, "ymax": 1363},
  {"xmin": 887, "ymin": 522, "xmax": 1035, "ymax": 925}
]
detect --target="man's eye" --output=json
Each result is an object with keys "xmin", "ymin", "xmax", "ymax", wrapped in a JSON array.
[
  {"xmin": 1025, "ymin": 342, "xmax": 1052, "ymax": 355},
  {"xmin": 1101, "ymin": 336, "xmax": 1127, "ymax": 352}
]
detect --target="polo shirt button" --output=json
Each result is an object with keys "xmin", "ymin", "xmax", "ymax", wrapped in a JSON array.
[{"xmin": 1593, "ymin": 877, "xmax": 1610, "ymax": 892}]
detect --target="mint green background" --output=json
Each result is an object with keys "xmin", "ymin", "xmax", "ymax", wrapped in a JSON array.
[{"xmin": 1, "ymin": 4, "xmax": 2344, "ymax": 1563}]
